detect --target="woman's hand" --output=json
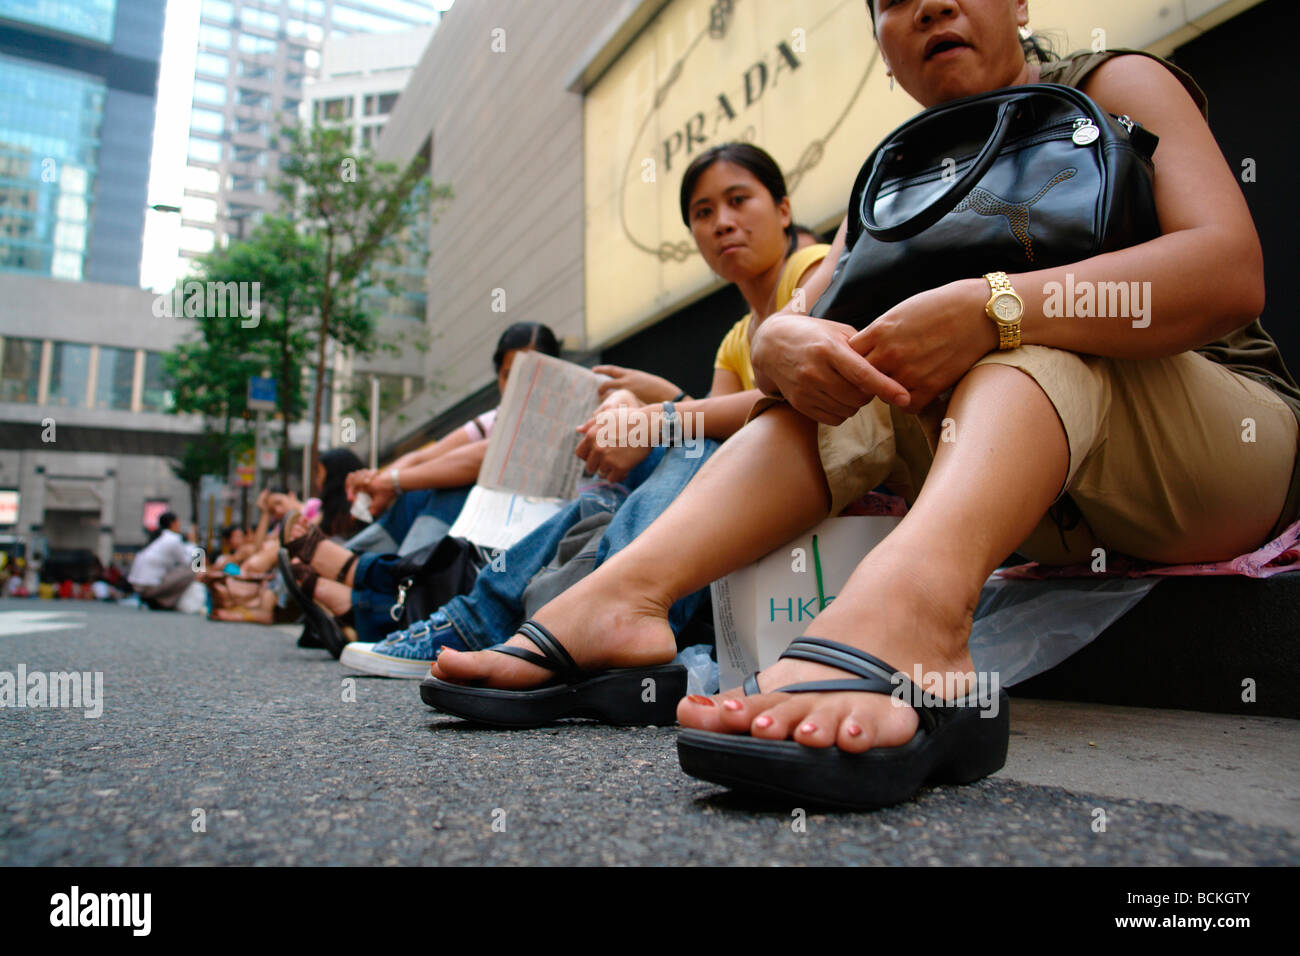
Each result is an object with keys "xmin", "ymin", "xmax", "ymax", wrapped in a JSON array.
[
  {"xmin": 592, "ymin": 365, "xmax": 681, "ymax": 404},
  {"xmin": 574, "ymin": 405, "xmax": 657, "ymax": 484},
  {"xmin": 595, "ymin": 387, "xmax": 643, "ymax": 413},
  {"xmin": 751, "ymin": 314, "xmax": 910, "ymax": 425},
  {"xmin": 345, "ymin": 468, "xmax": 376, "ymax": 502},
  {"xmin": 850, "ymin": 278, "xmax": 998, "ymax": 413}
]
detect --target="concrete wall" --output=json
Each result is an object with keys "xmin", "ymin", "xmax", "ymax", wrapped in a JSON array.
[
  {"xmin": 376, "ymin": 0, "xmax": 624, "ymax": 446},
  {"xmin": 0, "ymin": 274, "xmax": 204, "ymax": 559},
  {"xmin": 0, "ymin": 447, "xmax": 194, "ymax": 559},
  {"xmin": 0, "ymin": 274, "xmax": 196, "ymax": 353}
]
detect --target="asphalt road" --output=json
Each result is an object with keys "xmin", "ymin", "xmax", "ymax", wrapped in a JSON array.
[{"xmin": 1, "ymin": 599, "xmax": 1296, "ymax": 866}]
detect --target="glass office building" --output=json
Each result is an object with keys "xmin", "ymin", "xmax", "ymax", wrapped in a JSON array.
[
  {"xmin": 179, "ymin": 0, "xmax": 441, "ymax": 268},
  {"xmin": 0, "ymin": 54, "xmax": 104, "ymax": 279},
  {"xmin": 0, "ymin": 0, "xmax": 117, "ymax": 44},
  {"xmin": 0, "ymin": 0, "xmax": 164, "ymax": 285}
]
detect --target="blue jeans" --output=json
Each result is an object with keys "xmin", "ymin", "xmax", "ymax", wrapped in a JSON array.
[
  {"xmin": 345, "ymin": 485, "xmax": 471, "ymax": 556},
  {"xmin": 438, "ymin": 440, "xmax": 719, "ymax": 651},
  {"xmin": 346, "ymin": 453, "xmax": 663, "ymax": 645}
]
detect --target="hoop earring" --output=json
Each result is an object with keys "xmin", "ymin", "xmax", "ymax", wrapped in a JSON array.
[{"xmin": 1018, "ymin": 25, "xmax": 1032, "ymax": 40}]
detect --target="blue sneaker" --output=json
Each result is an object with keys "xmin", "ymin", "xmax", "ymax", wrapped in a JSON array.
[{"xmin": 339, "ymin": 614, "xmax": 461, "ymax": 679}]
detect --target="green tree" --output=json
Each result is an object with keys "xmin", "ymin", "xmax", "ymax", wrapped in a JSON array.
[
  {"xmin": 164, "ymin": 216, "xmax": 321, "ymax": 486},
  {"xmin": 169, "ymin": 431, "xmax": 233, "ymax": 550},
  {"xmin": 275, "ymin": 124, "xmax": 450, "ymax": 477}
]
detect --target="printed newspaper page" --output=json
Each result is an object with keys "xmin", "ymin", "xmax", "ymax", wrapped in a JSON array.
[
  {"xmin": 477, "ymin": 351, "xmax": 604, "ymax": 499},
  {"xmin": 446, "ymin": 486, "xmax": 566, "ymax": 552}
]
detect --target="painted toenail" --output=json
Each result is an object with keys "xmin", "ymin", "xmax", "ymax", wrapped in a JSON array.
[
  {"xmin": 845, "ymin": 723, "xmax": 862, "ymax": 737},
  {"xmin": 686, "ymin": 695, "xmax": 714, "ymax": 707},
  {"xmin": 799, "ymin": 722, "xmax": 817, "ymax": 735},
  {"xmin": 754, "ymin": 715, "xmax": 773, "ymax": 728},
  {"xmin": 723, "ymin": 699, "xmax": 743, "ymax": 711}
]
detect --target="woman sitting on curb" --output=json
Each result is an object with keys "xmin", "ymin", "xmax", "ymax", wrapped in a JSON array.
[
  {"xmin": 330, "ymin": 144, "xmax": 829, "ymax": 678},
  {"xmin": 424, "ymin": 0, "xmax": 1300, "ymax": 809},
  {"xmin": 342, "ymin": 323, "xmax": 563, "ymax": 557}
]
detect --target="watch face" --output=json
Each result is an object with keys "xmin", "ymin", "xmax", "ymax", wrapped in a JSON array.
[{"xmin": 992, "ymin": 293, "xmax": 1021, "ymax": 322}]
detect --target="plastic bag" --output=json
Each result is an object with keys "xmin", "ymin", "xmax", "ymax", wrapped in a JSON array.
[
  {"xmin": 175, "ymin": 580, "xmax": 209, "ymax": 616},
  {"xmin": 675, "ymin": 643, "xmax": 719, "ymax": 697},
  {"xmin": 969, "ymin": 575, "xmax": 1158, "ymax": 686}
]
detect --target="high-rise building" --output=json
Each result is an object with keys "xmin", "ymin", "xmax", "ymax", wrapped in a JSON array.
[
  {"xmin": 299, "ymin": 26, "xmax": 433, "ymax": 438},
  {"xmin": 0, "ymin": 0, "xmax": 166, "ymax": 285},
  {"xmin": 177, "ymin": 0, "xmax": 441, "ymax": 274},
  {"xmin": 0, "ymin": 1, "xmax": 206, "ymax": 573}
]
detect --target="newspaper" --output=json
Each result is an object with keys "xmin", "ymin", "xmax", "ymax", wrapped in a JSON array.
[
  {"xmin": 447, "ymin": 486, "xmax": 566, "ymax": 552},
  {"xmin": 448, "ymin": 351, "xmax": 605, "ymax": 550},
  {"xmin": 477, "ymin": 351, "xmax": 604, "ymax": 499}
]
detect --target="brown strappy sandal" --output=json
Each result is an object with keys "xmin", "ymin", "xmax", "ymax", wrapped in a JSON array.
[
  {"xmin": 281, "ymin": 510, "xmax": 325, "ymax": 563},
  {"xmin": 278, "ymin": 549, "xmax": 354, "ymax": 659}
]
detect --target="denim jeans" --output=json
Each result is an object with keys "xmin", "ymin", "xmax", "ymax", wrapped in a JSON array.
[
  {"xmin": 344, "ymin": 485, "xmax": 471, "ymax": 556},
  {"xmin": 438, "ymin": 440, "xmax": 719, "ymax": 651},
  {"xmin": 346, "ymin": 452, "xmax": 663, "ymax": 645}
]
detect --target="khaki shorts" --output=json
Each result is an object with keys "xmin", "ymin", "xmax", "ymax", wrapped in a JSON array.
[{"xmin": 785, "ymin": 346, "xmax": 1298, "ymax": 565}]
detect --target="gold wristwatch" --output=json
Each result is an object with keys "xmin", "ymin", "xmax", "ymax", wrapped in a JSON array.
[{"xmin": 984, "ymin": 271, "xmax": 1024, "ymax": 350}]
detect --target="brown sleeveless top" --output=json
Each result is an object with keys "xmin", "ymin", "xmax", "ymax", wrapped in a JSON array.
[{"xmin": 1041, "ymin": 49, "xmax": 1300, "ymax": 536}]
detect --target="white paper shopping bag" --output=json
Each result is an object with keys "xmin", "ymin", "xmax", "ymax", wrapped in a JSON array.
[{"xmin": 710, "ymin": 515, "xmax": 901, "ymax": 690}]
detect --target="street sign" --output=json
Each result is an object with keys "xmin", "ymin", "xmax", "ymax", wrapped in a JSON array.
[
  {"xmin": 257, "ymin": 446, "xmax": 278, "ymax": 470},
  {"xmin": 247, "ymin": 376, "xmax": 278, "ymax": 412},
  {"xmin": 234, "ymin": 448, "xmax": 256, "ymax": 487}
]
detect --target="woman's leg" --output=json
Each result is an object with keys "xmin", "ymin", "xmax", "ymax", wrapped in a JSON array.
[
  {"xmin": 681, "ymin": 363, "xmax": 1069, "ymax": 747},
  {"xmin": 288, "ymin": 517, "xmax": 360, "ymax": 586},
  {"xmin": 432, "ymin": 403, "xmax": 832, "ymax": 684},
  {"xmin": 439, "ymin": 364, "xmax": 1070, "ymax": 756}
]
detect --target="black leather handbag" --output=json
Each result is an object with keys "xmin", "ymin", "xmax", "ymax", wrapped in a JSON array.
[
  {"xmin": 812, "ymin": 83, "xmax": 1161, "ymax": 327},
  {"xmin": 389, "ymin": 535, "xmax": 489, "ymax": 627}
]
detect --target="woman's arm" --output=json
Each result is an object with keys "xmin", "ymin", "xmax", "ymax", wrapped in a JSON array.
[
  {"xmin": 750, "ymin": 218, "xmax": 910, "ymax": 421},
  {"xmin": 592, "ymin": 365, "xmax": 686, "ymax": 404},
  {"xmin": 370, "ymin": 439, "xmax": 488, "ymax": 495},
  {"xmin": 1022, "ymin": 54, "xmax": 1264, "ymax": 352},
  {"xmin": 247, "ymin": 491, "xmax": 274, "ymax": 552},
  {"xmin": 849, "ymin": 55, "xmax": 1266, "ymax": 415},
  {"xmin": 393, "ymin": 427, "xmax": 475, "ymax": 469}
]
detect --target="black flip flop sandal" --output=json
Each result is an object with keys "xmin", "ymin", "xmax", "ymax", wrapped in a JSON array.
[
  {"xmin": 419, "ymin": 620, "xmax": 687, "ymax": 728},
  {"xmin": 278, "ymin": 548, "xmax": 348, "ymax": 659},
  {"xmin": 676, "ymin": 637, "xmax": 1009, "ymax": 811}
]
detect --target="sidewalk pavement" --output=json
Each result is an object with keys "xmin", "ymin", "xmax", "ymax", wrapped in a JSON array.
[{"xmin": 0, "ymin": 599, "xmax": 1295, "ymax": 865}]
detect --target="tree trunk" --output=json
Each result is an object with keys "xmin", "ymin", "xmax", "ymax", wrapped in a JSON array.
[
  {"xmin": 308, "ymin": 236, "xmax": 335, "ymax": 494},
  {"xmin": 278, "ymin": 298, "xmax": 292, "ymax": 487}
]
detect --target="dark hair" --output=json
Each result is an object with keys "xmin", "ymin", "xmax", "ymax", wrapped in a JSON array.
[
  {"xmin": 791, "ymin": 223, "xmax": 823, "ymax": 252},
  {"xmin": 864, "ymin": 3, "xmax": 1057, "ymax": 63},
  {"xmin": 316, "ymin": 448, "xmax": 365, "ymax": 537},
  {"xmin": 219, "ymin": 525, "xmax": 237, "ymax": 546},
  {"xmin": 157, "ymin": 511, "xmax": 178, "ymax": 533},
  {"xmin": 492, "ymin": 323, "xmax": 561, "ymax": 373},
  {"xmin": 678, "ymin": 143, "xmax": 793, "ymax": 254}
]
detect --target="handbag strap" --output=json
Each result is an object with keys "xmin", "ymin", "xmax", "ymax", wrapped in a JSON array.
[{"xmin": 859, "ymin": 94, "xmax": 1025, "ymax": 243}]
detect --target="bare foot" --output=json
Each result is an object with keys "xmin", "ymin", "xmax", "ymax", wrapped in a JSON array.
[
  {"xmin": 677, "ymin": 553, "xmax": 980, "ymax": 753},
  {"xmin": 429, "ymin": 571, "xmax": 678, "ymax": 688}
]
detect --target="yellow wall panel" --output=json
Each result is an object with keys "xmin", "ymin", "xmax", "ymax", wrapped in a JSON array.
[{"xmin": 582, "ymin": 0, "xmax": 1236, "ymax": 347}]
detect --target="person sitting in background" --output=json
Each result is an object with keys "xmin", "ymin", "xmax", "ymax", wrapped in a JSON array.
[
  {"xmin": 277, "ymin": 325, "xmax": 564, "ymax": 652},
  {"xmin": 127, "ymin": 512, "xmax": 198, "ymax": 610},
  {"xmin": 340, "ymin": 146, "xmax": 829, "ymax": 678},
  {"xmin": 343, "ymin": 322, "xmax": 563, "ymax": 557}
]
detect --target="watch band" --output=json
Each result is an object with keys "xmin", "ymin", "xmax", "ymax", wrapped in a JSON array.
[
  {"xmin": 389, "ymin": 467, "xmax": 402, "ymax": 495},
  {"xmin": 984, "ymin": 271, "xmax": 1022, "ymax": 351},
  {"xmin": 661, "ymin": 401, "xmax": 680, "ymax": 446}
]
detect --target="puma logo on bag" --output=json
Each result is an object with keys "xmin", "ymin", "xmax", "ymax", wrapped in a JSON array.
[{"xmin": 952, "ymin": 167, "xmax": 1077, "ymax": 262}]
